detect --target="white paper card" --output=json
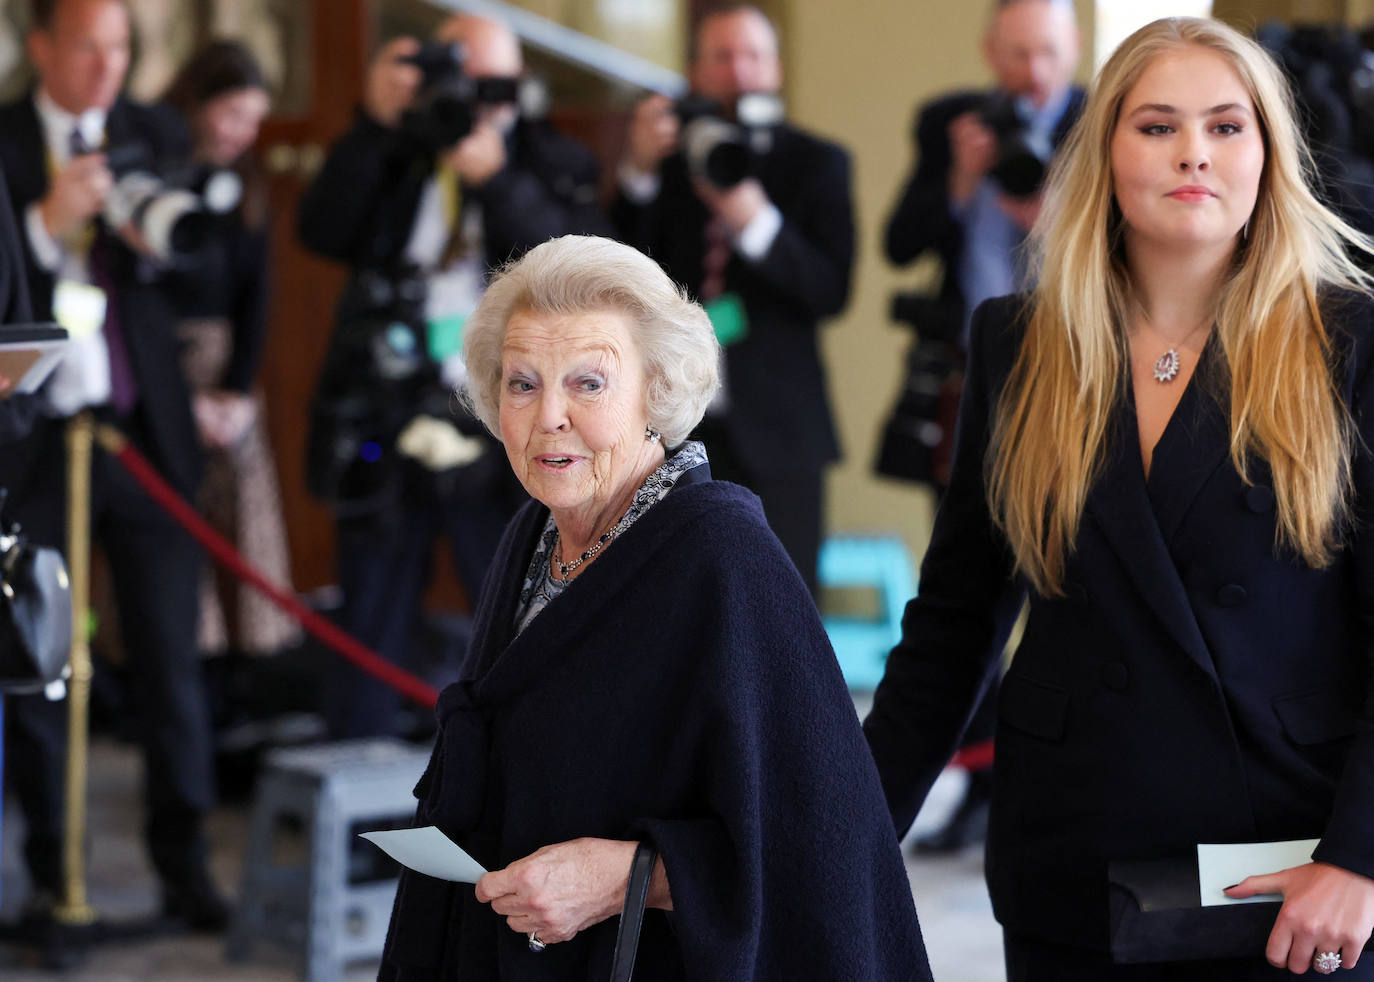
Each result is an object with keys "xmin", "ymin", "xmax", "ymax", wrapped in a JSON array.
[
  {"xmin": 1197, "ymin": 838, "xmax": 1319, "ymax": 906},
  {"xmin": 359, "ymin": 826, "xmax": 488, "ymax": 883}
]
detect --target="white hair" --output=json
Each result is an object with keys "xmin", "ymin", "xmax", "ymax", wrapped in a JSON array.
[{"xmin": 462, "ymin": 235, "xmax": 721, "ymax": 448}]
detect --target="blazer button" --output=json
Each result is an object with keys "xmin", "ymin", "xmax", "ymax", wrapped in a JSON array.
[
  {"xmin": 1244, "ymin": 485, "xmax": 1275, "ymax": 513},
  {"xmin": 1216, "ymin": 583, "xmax": 1248, "ymax": 607},
  {"xmin": 1101, "ymin": 661, "xmax": 1129, "ymax": 691}
]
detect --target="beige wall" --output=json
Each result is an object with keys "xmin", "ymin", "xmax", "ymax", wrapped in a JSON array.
[{"xmin": 782, "ymin": 0, "xmax": 1094, "ymax": 562}]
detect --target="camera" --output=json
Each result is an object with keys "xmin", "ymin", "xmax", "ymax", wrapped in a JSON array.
[
  {"xmin": 874, "ymin": 292, "xmax": 967, "ymax": 487},
  {"xmin": 676, "ymin": 93, "xmax": 784, "ymax": 189},
  {"xmin": 305, "ymin": 267, "xmax": 434, "ymax": 516},
  {"xmin": 400, "ymin": 42, "xmax": 523, "ymax": 149},
  {"xmin": 978, "ymin": 93, "xmax": 1054, "ymax": 198},
  {"xmin": 94, "ymin": 143, "xmax": 242, "ymax": 265}
]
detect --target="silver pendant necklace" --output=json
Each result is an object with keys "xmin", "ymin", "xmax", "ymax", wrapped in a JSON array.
[{"xmin": 1152, "ymin": 348, "xmax": 1182, "ymax": 383}]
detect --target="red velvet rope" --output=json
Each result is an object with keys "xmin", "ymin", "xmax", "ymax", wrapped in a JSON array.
[{"xmin": 97, "ymin": 426, "xmax": 439, "ymax": 709}]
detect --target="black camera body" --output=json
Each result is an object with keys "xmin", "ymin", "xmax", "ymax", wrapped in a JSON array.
[
  {"xmin": 978, "ymin": 92, "xmax": 1054, "ymax": 198},
  {"xmin": 401, "ymin": 42, "xmax": 522, "ymax": 149},
  {"xmin": 93, "ymin": 143, "xmax": 242, "ymax": 265},
  {"xmin": 305, "ymin": 266, "xmax": 435, "ymax": 516},
  {"xmin": 873, "ymin": 291, "xmax": 967, "ymax": 487},
  {"xmin": 676, "ymin": 93, "xmax": 784, "ymax": 189}
]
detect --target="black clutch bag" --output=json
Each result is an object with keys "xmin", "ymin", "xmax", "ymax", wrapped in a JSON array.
[{"xmin": 1108, "ymin": 856, "xmax": 1373, "ymax": 964}]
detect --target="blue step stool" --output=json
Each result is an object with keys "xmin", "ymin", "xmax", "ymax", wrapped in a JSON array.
[
  {"xmin": 225, "ymin": 737, "xmax": 432, "ymax": 981},
  {"xmin": 818, "ymin": 535, "xmax": 917, "ymax": 690}
]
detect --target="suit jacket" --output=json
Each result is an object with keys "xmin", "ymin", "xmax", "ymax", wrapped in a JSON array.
[
  {"xmin": 864, "ymin": 292, "xmax": 1374, "ymax": 952},
  {"xmin": 884, "ymin": 88, "xmax": 1086, "ymax": 333},
  {"xmin": 298, "ymin": 111, "xmax": 610, "ymax": 272},
  {"xmin": 0, "ymin": 93, "xmax": 200, "ymax": 526},
  {"xmin": 612, "ymin": 123, "xmax": 855, "ymax": 475},
  {"xmin": 0, "ymin": 155, "xmax": 40, "ymax": 444}
]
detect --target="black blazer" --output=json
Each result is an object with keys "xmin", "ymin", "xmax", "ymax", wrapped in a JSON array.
[
  {"xmin": 884, "ymin": 88, "xmax": 1085, "ymax": 332},
  {"xmin": 0, "ymin": 94, "xmax": 200, "ymax": 533},
  {"xmin": 0, "ymin": 155, "xmax": 40, "ymax": 444},
  {"xmin": 612, "ymin": 123, "xmax": 855, "ymax": 475},
  {"xmin": 864, "ymin": 292, "xmax": 1374, "ymax": 952}
]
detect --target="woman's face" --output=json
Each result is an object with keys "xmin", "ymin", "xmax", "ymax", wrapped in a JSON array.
[
  {"xmin": 1109, "ymin": 45, "xmax": 1264, "ymax": 255},
  {"xmin": 196, "ymin": 86, "xmax": 269, "ymax": 167},
  {"xmin": 499, "ymin": 307, "xmax": 659, "ymax": 528}
]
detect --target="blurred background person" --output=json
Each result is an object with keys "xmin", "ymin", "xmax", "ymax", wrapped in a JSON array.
[
  {"xmin": 298, "ymin": 13, "xmax": 610, "ymax": 741},
  {"xmin": 867, "ymin": 16, "xmax": 1374, "ymax": 979},
  {"xmin": 382, "ymin": 234, "xmax": 930, "ymax": 980},
  {"xmin": 612, "ymin": 3, "xmax": 854, "ymax": 598},
  {"xmin": 161, "ymin": 39, "xmax": 300, "ymax": 666},
  {"xmin": 885, "ymin": 0, "xmax": 1084, "ymax": 348},
  {"xmin": 877, "ymin": 0, "xmax": 1083, "ymax": 856},
  {"xmin": 0, "ymin": 0, "xmax": 227, "ymax": 955}
]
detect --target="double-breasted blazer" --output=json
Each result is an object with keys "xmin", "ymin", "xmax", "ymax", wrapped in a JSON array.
[{"xmin": 864, "ymin": 292, "xmax": 1374, "ymax": 952}]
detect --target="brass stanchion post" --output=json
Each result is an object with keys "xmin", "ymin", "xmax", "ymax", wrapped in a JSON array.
[{"xmin": 53, "ymin": 410, "xmax": 97, "ymax": 926}]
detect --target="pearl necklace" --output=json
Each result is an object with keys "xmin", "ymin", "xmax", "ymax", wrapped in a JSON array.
[{"xmin": 553, "ymin": 519, "xmax": 626, "ymax": 579}]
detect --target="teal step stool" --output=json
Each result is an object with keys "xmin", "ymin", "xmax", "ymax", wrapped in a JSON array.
[{"xmin": 818, "ymin": 535, "xmax": 916, "ymax": 690}]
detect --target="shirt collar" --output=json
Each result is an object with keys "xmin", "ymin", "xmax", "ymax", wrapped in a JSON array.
[
  {"xmin": 1013, "ymin": 86, "xmax": 1073, "ymax": 136},
  {"xmin": 34, "ymin": 88, "xmax": 108, "ymax": 164}
]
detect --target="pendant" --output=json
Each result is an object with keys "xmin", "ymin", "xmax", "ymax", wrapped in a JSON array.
[{"xmin": 1152, "ymin": 348, "xmax": 1181, "ymax": 383}]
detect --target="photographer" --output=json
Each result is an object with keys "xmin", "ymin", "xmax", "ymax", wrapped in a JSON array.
[
  {"xmin": 612, "ymin": 4, "xmax": 855, "ymax": 597},
  {"xmin": 878, "ymin": 0, "xmax": 1082, "ymax": 857},
  {"xmin": 0, "ymin": 0, "xmax": 228, "ymax": 950},
  {"xmin": 885, "ymin": 0, "xmax": 1083, "ymax": 347},
  {"xmin": 298, "ymin": 13, "xmax": 609, "ymax": 740}
]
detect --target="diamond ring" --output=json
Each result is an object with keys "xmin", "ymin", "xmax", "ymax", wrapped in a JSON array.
[{"xmin": 1314, "ymin": 950, "xmax": 1341, "ymax": 975}]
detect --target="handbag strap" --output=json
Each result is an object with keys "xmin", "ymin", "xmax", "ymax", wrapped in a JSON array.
[{"xmin": 609, "ymin": 840, "xmax": 658, "ymax": 982}]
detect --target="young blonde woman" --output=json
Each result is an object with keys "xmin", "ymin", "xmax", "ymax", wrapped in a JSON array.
[{"xmin": 866, "ymin": 17, "xmax": 1374, "ymax": 980}]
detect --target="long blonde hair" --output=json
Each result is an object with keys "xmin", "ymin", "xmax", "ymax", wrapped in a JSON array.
[{"xmin": 988, "ymin": 16, "xmax": 1374, "ymax": 595}]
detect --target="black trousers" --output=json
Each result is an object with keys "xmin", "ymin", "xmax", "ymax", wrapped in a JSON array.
[
  {"xmin": 695, "ymin": 419, "xmax": 823, "ymax": 598},
  {"xmin": 3, "ymin": 444, "xmax": 212, "ymax": 892},
  {"xmin": 1005, "ymin": 931, "xmax": 1374, "ymax": 981},
  {"xmin": 325, "ymin": 456, "xmax": 525, "ymax": 739}
]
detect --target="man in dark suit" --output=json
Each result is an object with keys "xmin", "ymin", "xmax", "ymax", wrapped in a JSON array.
[
  {"xmin": 612, "ymin": 4, "xmax": 854, "ymax": 596},
  {"xmin": 0, "ymin": 0, "xmax": 226, "ymax": 941},
  {"xmin": 885, "ymin": 0, "xmax": 1083, "ymax": 343},
  {"xmin": 298, "ymin": 13, "xmax": 609, "ymax": 740},
  {"xmin": 881, "ymin": 0, "xmax": 1083, "ymax": 855}
]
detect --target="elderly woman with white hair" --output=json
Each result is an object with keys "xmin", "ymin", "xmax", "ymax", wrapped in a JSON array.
[{"xmin": 378, "ymin": 235, "xmax": 930, "ymax": 981}]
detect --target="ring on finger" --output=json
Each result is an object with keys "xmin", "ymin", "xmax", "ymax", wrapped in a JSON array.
[
  {"xmin": 528, "ymin": 931, "xmax": 547, "ymax": 954},
  {"xmin": 1314, "ymin": 950, "xmax": 1342, "ymax": 975}
]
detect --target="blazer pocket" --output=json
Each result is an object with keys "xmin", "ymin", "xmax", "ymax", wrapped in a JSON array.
[
  {"xmin": 1272, "ymin": 687, "xmax": 1357, "ymax": 745},
  {"xmin": 999, "ymin": 674, "xmax": 1070, "ymax": 743}
]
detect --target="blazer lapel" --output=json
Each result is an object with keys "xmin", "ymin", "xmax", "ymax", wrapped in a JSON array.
[
  {"xmin": 1085, "ymin": 403, "xmax": 1220, "ymax": 682},
  {"xmin": 1146, "ymin": 343, "xmax": 1232, "ymax": 543}
]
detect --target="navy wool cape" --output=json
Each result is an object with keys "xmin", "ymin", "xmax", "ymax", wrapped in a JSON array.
[{"xmin": 378, "ymin": 464, "xmax": 930, "ymax": 980}]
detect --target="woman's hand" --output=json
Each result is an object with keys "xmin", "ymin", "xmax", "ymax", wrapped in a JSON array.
[
  {"xmin": 1226, "ymin": 861, "xmax": 1374, "ymax": 972},
  {"xmin": 475, "ymin": 837, "xmax": 638, "ymax": 946}
]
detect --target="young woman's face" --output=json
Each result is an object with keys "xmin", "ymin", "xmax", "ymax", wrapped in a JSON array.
[
  {"xmin": 196, "ymin": 86, "xmax": 269, "ymax": 167},
  {"xmin": 1109, "ymin": 45, "xmax": 1265, "ymax": 254}
]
